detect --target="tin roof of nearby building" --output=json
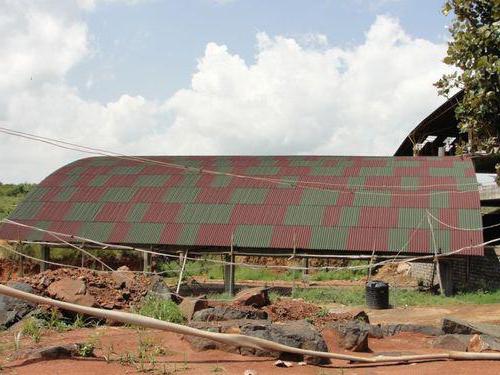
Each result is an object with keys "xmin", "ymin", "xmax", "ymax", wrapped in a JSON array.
[{"xmin": 0, "ymin": 155, "xmax": 484, "ymax": 255}]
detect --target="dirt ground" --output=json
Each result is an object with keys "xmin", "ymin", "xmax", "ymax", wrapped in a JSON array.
[
  {"xmin": 2, "ymin": 303, "xmax": 500, "ymax": 374},
  {"xmin": 365, "ymin": 303, "xmax": 500, "ymax": 326},
  {"xmin": 2, "ymin": 326, "xmax": 500, "ymax": 374}
]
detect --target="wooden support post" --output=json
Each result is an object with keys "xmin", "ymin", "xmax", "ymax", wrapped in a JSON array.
[
  {"xmin": 302, "ymin": 257, "xmax": 309, "ymax": 275},
  {"xmin": 40, "ymin": 245, "xmax": 50, "ymax": 272},
  {"xmin": 176, "ymin": 250, "xmax": 189, "ymax": 294},
  {"xmin": 427, "ymin": 212, "xmax": 445, "ymax": 296}
]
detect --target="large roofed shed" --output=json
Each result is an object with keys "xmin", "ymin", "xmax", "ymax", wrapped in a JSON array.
[{"xmin": 0, "ymin": 155, "xmax": 483, "ymax": 256}]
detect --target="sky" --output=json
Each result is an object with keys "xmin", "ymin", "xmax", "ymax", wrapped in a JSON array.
[{"xmin": 0, "ymin": 0, "xmax": 457, "ymax": 183}]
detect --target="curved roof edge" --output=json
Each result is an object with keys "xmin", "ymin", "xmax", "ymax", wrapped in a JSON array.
[{"xmin": 394, "ymin": 90, "xmax": 463, "ymax": 157}]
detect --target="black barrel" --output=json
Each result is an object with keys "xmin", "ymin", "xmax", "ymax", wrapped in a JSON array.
[{"xmin": 365, "ymin": 280, "xmax": 389, "ymax": 309}]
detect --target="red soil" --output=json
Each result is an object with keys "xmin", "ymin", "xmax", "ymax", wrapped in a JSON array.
[{"xmin": 2, "ymin": 327, "xmax": 500, "ymax": 374}]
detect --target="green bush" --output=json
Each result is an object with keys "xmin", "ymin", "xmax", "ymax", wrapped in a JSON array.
[
  {"xmin": 138, "ymin": 297, "xmax": 185, "ymax": 323},
  {"xmin": 21, "ymin": 317, "xmax": 43, "ymax": 342}
]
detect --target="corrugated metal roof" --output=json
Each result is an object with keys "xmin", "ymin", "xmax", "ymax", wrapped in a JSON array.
[{"xmin": 0, "ymin": 155, "xmax": 484, "ymax": 255}]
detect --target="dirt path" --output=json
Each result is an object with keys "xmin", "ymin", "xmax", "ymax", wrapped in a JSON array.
[
  {"xmin": 361, "ymin": 303, "xmax": 500, "ymax": 326},
  {"xmin": 2, "ymin": 322, "xmax": 500, "ymax": 374}
]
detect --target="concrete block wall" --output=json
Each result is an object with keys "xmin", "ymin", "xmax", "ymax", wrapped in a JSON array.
[{"xmin": 409, "ymin": 247, "xmax": 500, "ymax": 293}]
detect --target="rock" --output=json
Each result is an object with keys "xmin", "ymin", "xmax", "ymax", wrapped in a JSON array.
[
  {"xmin": 146, "ymin": 276, "xmax": 181, "ymax": 304},
  {"xmin": 234, "ymin": 287, "xmax": 270, "ymax": 308},
  {"xmin": 47, "ymin": 278, "xmax": 96, "ymax": 307},
  {"xmin": 468, "ymin": 334, "xmax": 500, "ymax": 352},
  {"xmin": 432, "ymin": 334, "xmax": 470, "ymax": 351},
  {"xmin": 442, "ymin": 317, "xmax": 500, "ymax": 338},
  {"xmin": 111, "ymin": 267, "xmax": 133, "ymax": 289},
  {"xmin": 381, "ymin": 324, "xmax": 443, "ymax": 337},
  {"xmin": 352, "ymin": 310, "xmax": 370, "ymax": 323},
  {"xmin": 13, "ymin": 343, "xmax": 86, "ymax": 361},
  {"xmin": 0, "ymin": 282, "xmax": 36, "ymax": 329},
  {"xmin": 468, "ymin": 334, "xmax": 487, "ymax": 352},
  {"xmin": 367, "ymin": 324, "xmax": 384, "ymax": 339},
  {"xmin": 244, "ymin": 370, "xmax": 257, "ymax": 375},
  {"xmin": 274, "ymin": 360, "xmax": 293, "ymax": 367},
  {"xmin": 338, "ymin": 321, "xmax": 370, "ymax": 352},
  {"xmin": 396, "ymin": 262, "xmax": 411, "ymax": 275},
  {"xmin": 247, "ymin": 320, "xmax": 330, "ymax": 364},
  {"xmin": 327, "ymin": 320, "xmax": 371, "ymax": 351},
  {"xmin": 179, "ymin": 297, "xmax": 209, "ymax": 321},
  {"xmin": 192, "ymin": 306, "xmax": 268, "ymax": 322},
  {"xmin": 186, "ymin": 319, "xmax": 330, "ymax": 365}
]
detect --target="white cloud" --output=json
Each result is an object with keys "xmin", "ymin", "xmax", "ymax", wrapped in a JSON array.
[
  {"xmin": 164, "ymin": 16, "xmax": 449, "ymax": 156},
  {"xmin": 0, "ymin": 1, "xmax": 88, "ymax": 93},
  {"xmin": 0, "ymin": 1, "xmax": 451, "ymax": 183},
  {"xmin": 76, "ymin": 0, "xmax": 149, "ymax": 11}
]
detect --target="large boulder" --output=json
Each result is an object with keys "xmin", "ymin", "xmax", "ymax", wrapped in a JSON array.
[
  {"xmin": 47, "ymin": 278, "xmax": 96, "ymax": 307},
  {"xmin": 111, "ymin": 265, "xmax": 137, "ymax": 289},
  {"xmin": 192, "ymin": 306, "xmax": 268, "ymax": 322},
  {"xmin": 146, "ymin": 276, "xmax": 181, "ymax": 304},
  {"xmin": 178, "ymin": 297, "xmax": 209, "ymax": 321},
  {"xmin": 432, "ymin": 334, "xmax": 470, "ymax": 351},
  {"xmin": 234, "ymin": 287, "xmax": 270, "ymax": 308},
  {"xmin": 0, "ymin": 282, "xmax": 36, "ymax": 329},
  {"xmin": 186, "ymin": 320, "xmax": 330, "ymax": 365},
  {"xmin": 329, "ymin": 320, "xmax": 370, "ymax": 352},
  {"xmin": 442, "ymin": 317, "xmax": 500, "ymax": 338}
]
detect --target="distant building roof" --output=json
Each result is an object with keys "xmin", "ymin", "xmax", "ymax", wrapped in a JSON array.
[
  {"xmin": 395, "ymin": 91, "xmax": 463, "ymax": 157},
  {"xmin": 0, "ymin": 155, "xmax": 483, "ymax": 256}
]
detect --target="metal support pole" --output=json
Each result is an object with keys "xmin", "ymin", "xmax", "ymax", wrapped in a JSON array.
[
  {"xmin": 17, "ymin": 243, "xmax": 24, "ymax": 277},
  {"xmin": 224, "ymin": 234, "xmax": 236, "ymax": 296},
  {"xmin": 143, "ymin": 247, "xmax": 152, "ymax": 274},
  {"xmin": 40, "ymin": 245, "xmax": 50, "ymax": 272},
  {"xmin": 224, "ymin": 253, "xmax": 235, "ymax": 296},
  {"xmin": 302, "ymin": 257, "xmax": 309, "ymax": 275}
]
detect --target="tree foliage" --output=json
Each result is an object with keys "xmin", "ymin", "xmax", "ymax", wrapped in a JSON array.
[{"xmin": 435, "ymin": 0, "xmax": 500, "ymax": 153}]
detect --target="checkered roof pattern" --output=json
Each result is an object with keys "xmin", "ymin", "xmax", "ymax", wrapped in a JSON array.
[{"xmin": 0, "ymin": 155, "xmax": 483, "ymax": 255}]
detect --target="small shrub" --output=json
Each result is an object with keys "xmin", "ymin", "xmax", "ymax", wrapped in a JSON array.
[
  {"xmin": 138, "ymin": 297, "xmax": 185, "ymax": 323},
  {"xmin": 45, "ymin": 308, "xmax": 70, "ymax": 332},
  {"xmin": 21, "ymin": 318, "xmax": 42, "ymax": 343},
  {"xmin": 315, "ymin": 307, "xmax": 330, "ymax": 318},
  {"xmin": 78, "ymin": 333, "xmax": 100, "ymax": 357},
  {"xmin": 72, "ymin": 314, "xmax": 86, "ymax": 329}
]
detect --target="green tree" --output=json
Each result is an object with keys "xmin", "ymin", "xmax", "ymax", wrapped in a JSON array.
[{"xmin": 435, "ymin": 0, "xmax": 499, "ymax": 154}]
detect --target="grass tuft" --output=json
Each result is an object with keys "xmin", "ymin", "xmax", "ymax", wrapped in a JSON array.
[{"xmin": 137, "ymin": 296, "xmax": 185, "ymax": 323}]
